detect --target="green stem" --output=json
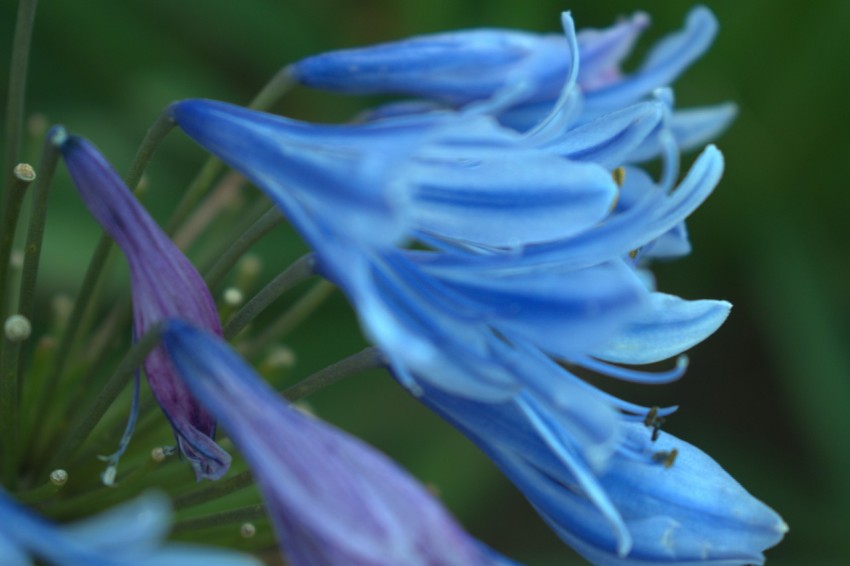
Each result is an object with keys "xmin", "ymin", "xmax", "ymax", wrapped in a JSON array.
[
  {"xmin": 14, "ymin": 469, "xmax": 68, "ymax": 504},
  {"xmin": 0, "ymin": 167, "xmax": 36, "ymax": 488},
  {"xmin": 241, "ymin": 280, "xmax": 335, "ymax": 359},
  {"xmin": 0, "ymin": 165, "xmax": 36, "ymax": 319},
  {"xmin": 203, "ymin": 205, "xmax": 283, "ymax": 289},
  {"xmin": 173, "ymin": 469, "xmax": 254, "ymax": 510},
  {"xmin": 172, "ymin": 503, "xmax": 266, "ymax": 533},
  {"xmin": 125, "ymin": 108, "xmax": 176, "ymax": 190},
  {"xmin": 16, "ymin": 136, "xmax": 60, "ymax": 343},
  {"xmin": 2, "ymin": 0, "xmax": 38, "ymax": 212},
  {"xmin": 165, "ymin": 66, "xmax": 296, "ymax": 237},
  {"xmin": 223, "ymin": 254, "xmax": 315, "ymax": 340},
  {"xmin": 46, "ymin": 324, "xmax": 164, "ymax": 472},
  {"xmin": 283, "ymin": 347, "xmax": 383, "ymax": 401}
]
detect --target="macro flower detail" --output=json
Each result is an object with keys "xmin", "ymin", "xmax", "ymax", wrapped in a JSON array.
[
  {"xmin": 161, "ymin": 320, "xmax": 512, "ymax": 566},
  {"xmin": 170, "ymin": 98, "xmax": 631, "ymax": 250},
  {"xmin": 55, "ymin": 131, "xmax": 231, "ymax": 481},
  {"xmin": 0, "ymin": 1, "xmax": 796, "ymax": 563},
  {"xmin": 414, "ymin": 384, "xmax": 787, "ymax": 564},
  {"xmin": 0, "ymin": 489, "xmax": 261, "ymax": 565}
]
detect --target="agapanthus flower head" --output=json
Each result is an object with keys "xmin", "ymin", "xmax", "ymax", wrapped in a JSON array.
[
  {"xmin": 55, "ymin": 129, "xmax": 230, "ymax": 481},
  {"xmin": 0, "ymin": 488, "xmax": 261, "ymax": 565},
  {"xmin": 416, "ymin": 384, "xmax": 787, "ymax": 565},
  {"xmin": 161, "ymin": 320, "xmax": 513, "ymax": 566}
]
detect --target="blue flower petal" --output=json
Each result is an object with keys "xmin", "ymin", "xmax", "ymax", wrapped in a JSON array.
[
  {"xmin": 536, "ymin": 101, "xmax": 663, "ymax": 167},
  {"xmin": 293, "ymin": 28, "xmax": 569, "ymax": 106},
  {"xmin": 584, "ymin": 7, "xmax": 718, "ymax": 113},
  {"xmin": 591, "ymin": 294, "xmax": 732, "ymax": 364},
  {"xmin": 628, "ymin": 103, "xmax": 738, "ymax": 163}
]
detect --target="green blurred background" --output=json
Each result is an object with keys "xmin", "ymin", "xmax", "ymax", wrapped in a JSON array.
[{"xmin": 2, "ymin": 0, "xmax": 848, "ymax": 563}]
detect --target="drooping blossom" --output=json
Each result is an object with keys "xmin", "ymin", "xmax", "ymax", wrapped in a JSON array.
[{"xmin": 55, "ymin": 130, "xmax": 230, "ymax": 480}]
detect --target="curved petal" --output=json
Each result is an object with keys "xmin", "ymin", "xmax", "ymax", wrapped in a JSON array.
[
  {"xmin": 591, "ymin": 294, "xmax": 732, "ymax": 364},
  {"xmin": 584, "ymin": 7, "xmax": 718, "ymax": 112}
]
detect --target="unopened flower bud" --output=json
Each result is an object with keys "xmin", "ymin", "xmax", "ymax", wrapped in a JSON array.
[{"xmin": 5, "ymin": 314, "xmax": 32, "ymax": 342}]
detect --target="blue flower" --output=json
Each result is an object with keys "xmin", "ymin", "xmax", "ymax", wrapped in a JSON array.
[
  {"xmin": 415, "ymin": 384, "xmax": 788, "ymax": 564},
  {"xmin": 171, "ymin": 98, "xmax": 639, "ymax": 251},
  {"xmin": 161, "ymin": 320, "xmax": 514, "ymax": 566},
  {"xmin": 0, "ymin": 489, "xmax": 261, "ymax": 565},
  {"xmin": 293, "ymin": 6, "xmax": 732, "ymax": 149},
  {"xmin": 169, "ymin": 95, "xmax": 730, "ymax": 470},
  {"xmin": 55, "ymin": 130, "xmax": 230, "ymax": 481}
]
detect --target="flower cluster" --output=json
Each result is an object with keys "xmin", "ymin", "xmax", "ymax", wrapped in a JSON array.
[{"xmin": 1, "ymin": 4, "xmax": 786, "ymax": 565}]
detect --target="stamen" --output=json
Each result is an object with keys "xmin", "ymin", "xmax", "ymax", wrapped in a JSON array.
[
  {"xmin": 643, "ymin": 406, "xmax": 666, "ymax": 441},
  {"xmin": 652, "ymin": 448, "xmax": 679, "ymax": 468},
  {"xmin": 612, "ymin": 166, "xmax": 626, "ymax": 188}
]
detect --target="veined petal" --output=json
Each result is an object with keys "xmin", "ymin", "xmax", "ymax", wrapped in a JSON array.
[
  {"xmin": 409, "ymin": 152, "xmax": 617, "ymax": 246},
  {"xmin": 56, "ymin": 131, "xmax": 229, "ymax": 481},
  {"xmin": 577, "ymin": 12, "xmax": 650, "ymax": 91},
  {"xmin": 564, "ymin": 424, "xmax": 788, "ymax": 564},
  {"xmin": 417, "ymin": 256, "xmax": 649, "ymax": 359},
  {"xmin": 293, "ymin": 28, "xmax": 570, "ymax": 105},
  {"xmin": 591, "ymin": 294, "xmax": 732, "ymax": 364},
  {"xmin": 414, "ymin": 387, "xmax": 786, "ymax": 565},
  {"xmin": 170, "ymin": 99, "xmax": 424, "ymax": 248},
  {"xmin": 628, "ymin": 103, "xmax": 738, "ymax": 163},
  {"xmin": 518, "ymin": 144, "xmax": 724, "ymax": 269},
  {"xmin": 162, "ymin": 321, "xmax": 510, "ymax": 566},
  {"xmin": 585, "ymin": 7, "xmax": 719, "ymax": 113},
  {"xmin": 535, "ymin": 101, "xmax": 664, "ymax": 167}
]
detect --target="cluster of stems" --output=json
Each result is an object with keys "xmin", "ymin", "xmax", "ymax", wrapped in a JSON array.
[{"xmin": 0, "ymin": 0, "xmax": 380, "ymax": 544}]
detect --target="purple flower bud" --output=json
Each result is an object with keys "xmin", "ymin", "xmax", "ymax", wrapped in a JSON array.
[{"xmin": 55, "ymin": 130, "xmax": 230, "ymax": 480}]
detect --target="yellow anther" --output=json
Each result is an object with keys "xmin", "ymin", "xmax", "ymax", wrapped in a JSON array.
[{"xmin": 612, "ymin": 166, "xmax": 626, "ymax": 187}]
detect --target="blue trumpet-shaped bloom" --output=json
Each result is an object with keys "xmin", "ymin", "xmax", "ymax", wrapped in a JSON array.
[
  {"xmin": 415, "ymin": 384, "xmax": 787, "ymax": 564},
  {"xmin": 294, "ymin": 6, "xmax": 730, "ymax": 146},
  {"xmin": 171, "ymin": 98, "xmax": 635, "ymax": 250},
  {"xmin": 55, "ymin": 131, "xmax": 230, "ymax": 481},
  {"xmin": 161, "ymin": 320, "xmax": 513, "ymax": 566},
  {"xmin": 171, "ymin": 96, "xmax": 732, "ymax": 477},
  {"xmin": 0, "ymin": 489, "xmax": 261, "ymax": 566}
]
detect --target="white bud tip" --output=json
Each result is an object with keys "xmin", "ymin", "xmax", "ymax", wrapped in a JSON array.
[
  {"xmin": 223, "ymin": 288, "xmax": 244, "ymax": 307},
  {"xmin": 50, "ymin": 469, "xmax": 68, "ymax": 486},
  {"xmin": 5, "ymin": 315, "xmax": 32, "ymax": 342},
  {"xmin": 13, "ymin": 163, "xmax": 36, "ymax": 183},
  {"xmin": 240, "ymin": 522, "xmax": 257, "ymax": 538},
  {"xmin": 151, "ymin": 447, "xmax": 167, "ymax": 463}
]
